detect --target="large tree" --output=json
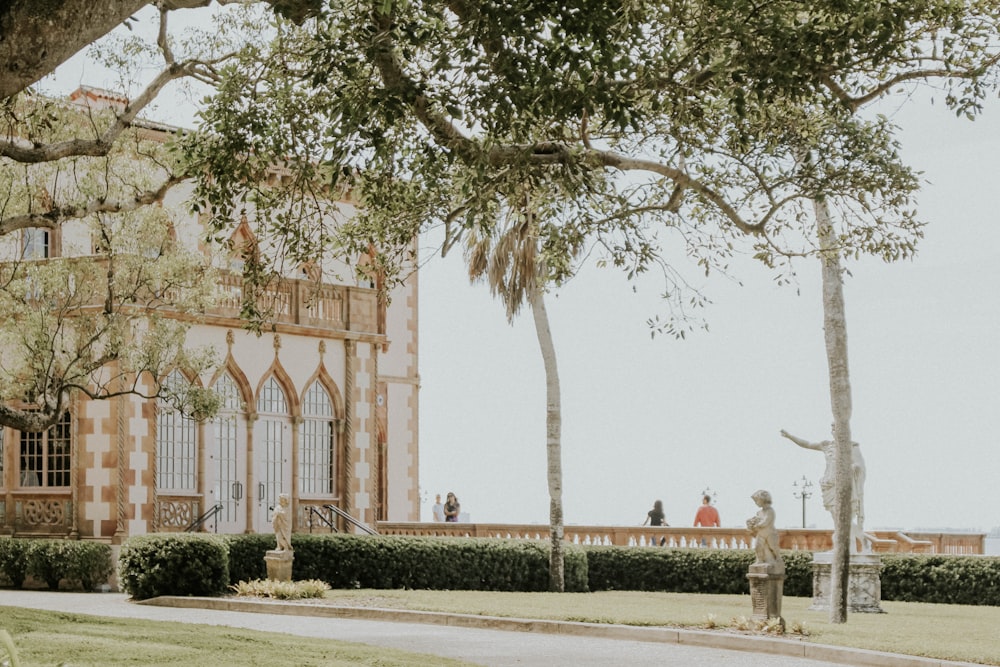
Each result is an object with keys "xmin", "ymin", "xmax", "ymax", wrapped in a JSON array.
[{"xmin": 8, "ymin": 0, "xmax": 1000, "ymax": 613}]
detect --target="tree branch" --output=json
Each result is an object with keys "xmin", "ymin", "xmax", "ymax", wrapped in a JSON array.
[{"xmin": 0, "ymin": 173, "xmax": 188, "ymax": 235}]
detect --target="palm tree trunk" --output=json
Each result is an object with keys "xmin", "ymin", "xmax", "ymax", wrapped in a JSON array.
[
  {"xmin": 815, "ymin": 197, "xmax": 853, "ymax": 624},
  {"xmin": 528, "ymin": 283, "xmax": 565, "ymax": 592}
]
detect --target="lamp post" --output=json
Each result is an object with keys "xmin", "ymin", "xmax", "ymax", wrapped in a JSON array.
[
  {"xmin": 701, "ymin": 486, "xmax": 717, "ymax": 504},
  {"xmin": 792, "ymin": 476, "xmax": 813, "ymax": 529}
]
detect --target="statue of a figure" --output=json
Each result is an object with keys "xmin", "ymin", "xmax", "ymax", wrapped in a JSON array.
[
  {"xmin": 746, "ymin": 489, "xmax": 783, "ymax": 569},
  {"xmin": 273, "ymin": 493, "xmax": 292, "ymax": 552},
  {"xmin": 780, "ymin": 429, "xmax": 870, "ymax": 553}
]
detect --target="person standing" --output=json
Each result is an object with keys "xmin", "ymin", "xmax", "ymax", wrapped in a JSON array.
[
  {"xmin": 693, "ymin": 495, "xmax": 721, "ymax": 527},
  {"xmin": 643, "ymin": 500, "xmax": 669, "ymax": 526},
  {"xmin": 431, "ymin": 494, "xmax": 445, "ymax": 522},
  {"xmin": 643, "ymin": 499, "xmax": 668, "ymax": 546},
  {"xmin": 444, "ymin": 492, "xmax": 461, "ymax": 522}
]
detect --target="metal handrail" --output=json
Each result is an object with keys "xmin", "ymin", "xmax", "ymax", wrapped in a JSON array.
[
  {"xmin": 306, "ymin": 506, "xmax": 338, "ymax": 533},
  {"xmin": 184, "ymin": 503, "xmax": 223, "ymax": 532},
  {"xmin": 323, "ymin": 504, "xmax": 379, "ymax": 535}
]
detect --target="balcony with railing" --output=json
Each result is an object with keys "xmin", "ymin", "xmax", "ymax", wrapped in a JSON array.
[{"xmin": 211, "ymin": 271, "xmax": 380, "ymax": 334}]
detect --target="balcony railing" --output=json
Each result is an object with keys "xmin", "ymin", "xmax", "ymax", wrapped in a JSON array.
[
  {"xmin": 375, "ymin": 522, "xmax": 986, "ymax": 555},
  {"xmin": 211, "ymin": 272, "xmax": 379, "ymax": 334}
]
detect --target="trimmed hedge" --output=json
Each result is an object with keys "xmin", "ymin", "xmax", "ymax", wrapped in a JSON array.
[
  {"xmin": 0, "ymin": 539, "xmax": 112, "ymax": 591},
  {"xmin": 284, "ymin": 534, "xmax": 588, "ymax": 592},
  {"xmin": 881, "ymin": 554, "xmax": 1000, "ymax": 606},
  {"xmin": 584, "ymin": 546, "xmax": 812, "ymax": 597},
  {"xmin": 114, "ymin": 531, "xmax": 1000, "ymax": 607},
  {"xmin": 118, "ymin": 534, "xmax": 229, "ymax": 600}
]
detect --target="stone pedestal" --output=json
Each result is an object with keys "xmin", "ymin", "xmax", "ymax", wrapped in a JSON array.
[
  {"xmin": 747, "ymin": 563, "xmax": 785, "ymax": 622},
  {"xmin": 810, "ymin": 552, "xmax": 884, "ymax": 613},
  {"xmin": 264, "ymin": 549, "xmax": 294, "ymax": 582}
]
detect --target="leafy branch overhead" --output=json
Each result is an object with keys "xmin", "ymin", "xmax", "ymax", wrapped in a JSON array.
[{"xmin": 184, "ymin": 0, "xmax": 1000, "ymax": 323}]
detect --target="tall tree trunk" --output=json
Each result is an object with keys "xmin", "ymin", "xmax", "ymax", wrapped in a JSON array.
[
  {"xmin": 814, "ymin": 198, "xmax": 853, "ymax": 624},
  {"xmin": 528, "ymin": 284, "xmax": 564, "ymax": 592}
]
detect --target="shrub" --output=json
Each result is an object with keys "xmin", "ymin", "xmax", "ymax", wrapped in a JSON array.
[
  {"xmin": 0, "ymin": 538, "xmax": 29, "ymax": 588},
  {"xmin": 24, "ymin": 540, "xmax": 114, "ymax": 591},
  {"xmin": 287, "ymin": 533, "xmax": 588, "ymax": 592},
  {"xmin": 230, "ymin": 578, "xmax": 330, "ymax": 599},
  {"xmin": 584, "ymin": 547, "xmax": 812, "ymax": 597},
  {"xmin": 881, "ymin": 554, "xmax": 1000, "ymax": 606},
  {"xmin": 118, "ymin": 534, "xmax": 229, "ymax": 600},
  {"xmin": 224, "ymin": 533, "xmax": 273, "ymax": 584}
]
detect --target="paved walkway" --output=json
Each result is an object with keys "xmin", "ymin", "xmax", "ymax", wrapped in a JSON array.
[{"xmin": 0, "ymin": 591, "xmax": 976, "ymax": 667}]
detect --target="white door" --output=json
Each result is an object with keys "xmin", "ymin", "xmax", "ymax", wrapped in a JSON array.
[
  {"xmin": 253, "ymin": 417, "xmax": 290, "ymax": 533},
  {"xmin": 207, "ymin": 373, "xmax": 247, "ymax": 534},
  {"xmin": 253, "ymin": 377, "xmax": 292, "ymax": 534}
]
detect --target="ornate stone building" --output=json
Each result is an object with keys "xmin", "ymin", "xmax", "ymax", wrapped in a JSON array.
[{"xmin": 0, "ymin": 88, "xmax": 420, "ymax": 541}]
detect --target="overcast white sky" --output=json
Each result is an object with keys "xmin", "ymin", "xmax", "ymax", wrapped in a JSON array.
[
  {"xmin": 418, "ymin": 92, "xmax": 1000, "ymax": 533},
  {"xmin": 42, "ymin": 7, "xmax": 1000, "ymax": 534}
]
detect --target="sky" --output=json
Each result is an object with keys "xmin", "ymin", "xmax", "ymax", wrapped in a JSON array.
[
  {"xmin": 40, "ymin": 7, "xmax": 1000, "ymax": 534},
  {"xmin": 417, "ymin": 93, "xmax": 1000, "ymax": 533}
]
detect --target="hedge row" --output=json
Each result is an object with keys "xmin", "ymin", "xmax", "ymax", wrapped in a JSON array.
[
  {"xmin": 585, "ymin": 546, "xmax": 814, "ymax": 597},
  {"xmin": 281, "ymin": 534, "xmax": 588, "ymax": 593},
  {"xmin": 0, "ymin": 538, "xmax": 113, "ymax": 590},
  {"xmin": 114, "ymin": 532, "xmax": 1000, "ymax": 607},
  {"xmin": 118, "ymin": 532, "xmax": 588, "ymax": 599},
  {"xmin": 881, "ymin": 554, "xmax": 1000, "ymax": 605}
]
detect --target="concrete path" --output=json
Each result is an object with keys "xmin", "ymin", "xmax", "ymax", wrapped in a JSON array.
[{"xmin": 0, "ymin": 591, "xmax": 976, "ymax": 667}]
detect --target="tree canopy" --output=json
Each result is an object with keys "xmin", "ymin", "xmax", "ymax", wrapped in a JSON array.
[{"xmin": 183, "ymin": 1, "xmax": 1000, "ymax": 318}]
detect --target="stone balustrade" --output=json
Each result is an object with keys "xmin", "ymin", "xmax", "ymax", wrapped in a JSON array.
[{"xmin": 374, "ymin": 522, "xmax": 986, "ymax": 555}]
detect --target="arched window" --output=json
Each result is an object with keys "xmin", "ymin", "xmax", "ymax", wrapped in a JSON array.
[
  {"xmin": 156, "ymin": 370, "xmax": 197, "ymax": 492},
  {"xmin": 300, "ymin": 382, "xmax": 335, "ymax": 496}
]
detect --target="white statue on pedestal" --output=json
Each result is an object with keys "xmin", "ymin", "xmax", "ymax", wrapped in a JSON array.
[
  {"xmin": 273, "ymin": 493, "xmax": 292, "ymax": 552},
  {"xmin": 780, "ymin": 429, "xmax": 870, "ymax": 553}
]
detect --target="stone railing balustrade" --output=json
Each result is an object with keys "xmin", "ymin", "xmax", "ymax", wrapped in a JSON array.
[{"xmin": 375, "ymin": 522, "xmax": 986, "ymax": 555}]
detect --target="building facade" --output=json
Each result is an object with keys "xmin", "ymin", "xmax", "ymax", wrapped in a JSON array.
[{"xmin": 0, "ymin": 89, "xmax": 420, "ymax": 542}]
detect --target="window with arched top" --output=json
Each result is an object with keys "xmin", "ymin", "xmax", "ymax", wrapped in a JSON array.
[
  {"xmin": 300, "ymin": 382, "xmax": 335, "ymax": 496},
  {"xmin": 156, "ymin": 370, "xmax": 197, "ymax": 493}
]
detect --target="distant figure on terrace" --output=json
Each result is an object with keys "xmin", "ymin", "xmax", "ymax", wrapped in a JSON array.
[
  {"xmin": 444, "ymin": 492, "xmax": 461, "ymax": 522},
  {"xmin": 432, "ymin": 494, "xmax": 445, "ymax": 522},
  {"xmin": 643, "ymin": 499, "xmax": 669, "ymax": 527},
  {"xmin": 643, "ymin": 499, "xmax": 669, "ymax": 545},
  {"xmin": 780, "ymin": 428, "xmax": 870, "ymax": 553},
  {"xmin": 693, "ymin": 495, "xmax": 721, "ymax": 527}
]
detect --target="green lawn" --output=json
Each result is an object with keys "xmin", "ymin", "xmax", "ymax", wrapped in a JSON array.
[
  {"xmin": 318, "ymin": 589, "xmax": 1000, "ymax": 665},
  {"xmin": 3, "ymin": 591, "xmax": 998, "ymax": 666},
  {"xmin": 0, "ymin": 607, "xmax": 471, "ymax": 667}
]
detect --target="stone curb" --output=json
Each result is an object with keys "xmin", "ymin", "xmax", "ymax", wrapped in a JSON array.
[{"xmin": 142, "ymin": 596, "xmax": 980, "ymax": 667}]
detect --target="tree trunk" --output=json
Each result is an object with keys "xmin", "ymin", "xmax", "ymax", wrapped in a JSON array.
[
  {"xmin": 0, "ymin": 0, "xmax": 150, "ymax": 100},
  {"xmin": 528, "ymin": 283, "xmax": 564, "ymax": 592},
  {"xmin": 814, "ymin": 198, "xmax": 853, "ymax": 624}
]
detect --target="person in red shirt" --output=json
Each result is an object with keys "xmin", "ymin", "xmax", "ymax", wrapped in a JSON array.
[{"xmin": 693, "ymin": 495, "xmax": 721, "ymax": 527}]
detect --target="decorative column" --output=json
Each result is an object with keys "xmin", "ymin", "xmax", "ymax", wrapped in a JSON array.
[
  {"xmin": 114, "ymin": 383, "xmax": 128, "ymax": 541},
  {"xmin": 342, "ymin": 339, "xmax": 355, "ymax": 520}
]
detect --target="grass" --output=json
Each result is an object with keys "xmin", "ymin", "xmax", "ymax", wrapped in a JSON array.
[
  {"xmin": 314, "ymin": 589, "xmax": 1000, "ymax": 665},
  {"xmin": 0, "ymin": 606, "xmax": 471, "ymax": 667},
  {"xmin": 4, "ymin": 591, "xmax": 999, "ymax": 665}
]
